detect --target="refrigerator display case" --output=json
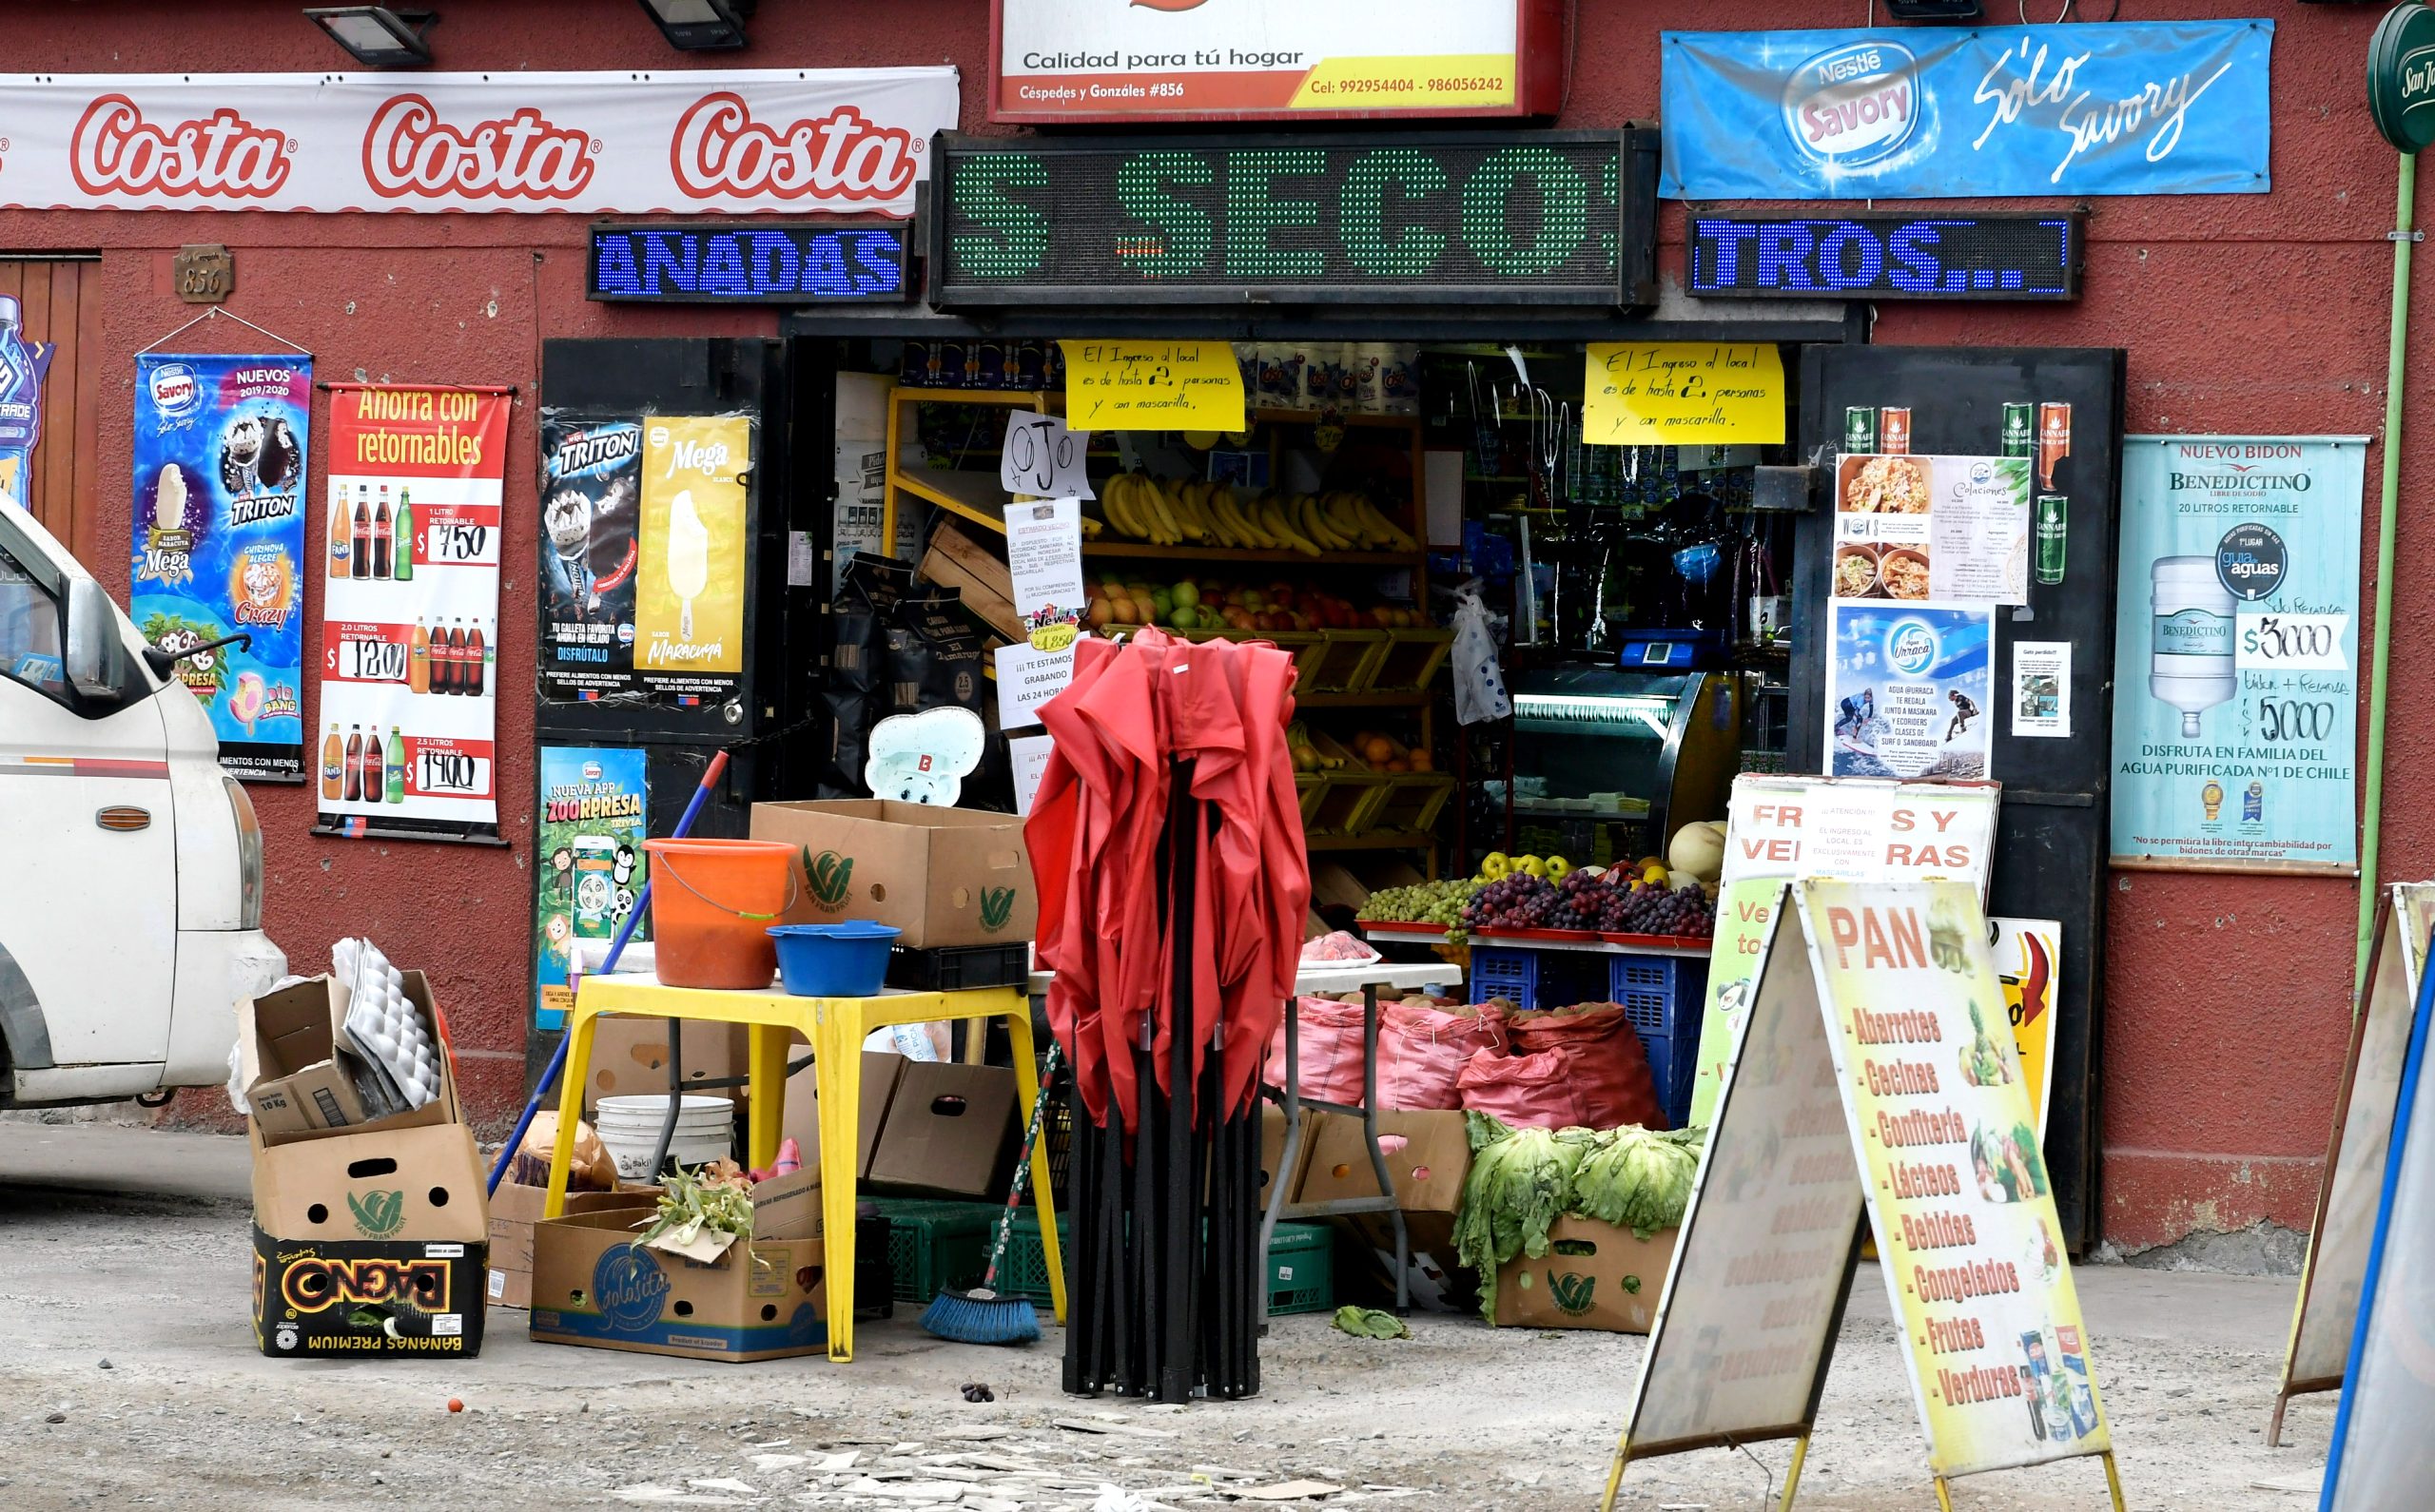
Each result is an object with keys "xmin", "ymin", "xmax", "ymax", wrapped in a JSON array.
[{"xmin": 1501, "ymin": 668, "xmax": 1740, "ymax": 862}]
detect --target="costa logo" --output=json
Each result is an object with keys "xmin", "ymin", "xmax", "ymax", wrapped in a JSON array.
[
  {"xmin": 71, "ymin": 94, "xmax": 291, "ymax": 200},
  {"xmin": 1781, "ymin": 42, "xmax": 1921, "ymax": 171},
  {"xmin": 364, "ymin": 95, "xmax": 595, "ymax": 202},
  {"xmin": 670, "ymin": 93, "xmax": 919, "ymax": 204}
]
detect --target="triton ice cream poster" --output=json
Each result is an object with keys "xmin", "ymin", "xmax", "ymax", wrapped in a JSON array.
[{"xmin": 129, "ymin": 352, "xmax": 311, "ymax": 783}]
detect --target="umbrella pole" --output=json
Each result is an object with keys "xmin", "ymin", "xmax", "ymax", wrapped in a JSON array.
[{"xmin": 1160, "ymin": 764, "xmax": 1199, "ymax": 1405}]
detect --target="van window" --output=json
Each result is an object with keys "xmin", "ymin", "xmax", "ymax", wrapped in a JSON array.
[{"xmin": 0, "ymin": 534, "xmax": 69, "ymax": 703}]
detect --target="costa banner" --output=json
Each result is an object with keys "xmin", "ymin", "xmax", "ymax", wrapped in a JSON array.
[
  {"xmin": 314, "ymin": 383, "xmax": 511, "ymax": 845},
  {"xmin": 0, "ymin": 68, "xmax": 958, "ymax": 215},
  {"xmin": 1659, "ymin": 22, "xmax": 2272, "ymax": 200}
]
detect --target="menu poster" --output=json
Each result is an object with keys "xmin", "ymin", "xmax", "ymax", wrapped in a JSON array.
[
  {"xmin": 537, "ymin": 413, "xmax": 643, "ymax": 703},
  {"xmin": 314, "ymin": 384, "xmax": 510, "ymax": 843},
  {"xmin": 129, "ymin": 353, "xmax": 312, "ymax": 782},
  {"xmin": 634, "ymin": 415, "xmax": 750, "ymax": 704},
  {"xmin": 533, "ymin": 746, "xmax": 649, "ymax": 1032},
  {"xmin": 1826, "ymin": 602, "xmax": 1997, "ymax": 781},
  {"xmin": 1833, "ymin": 454, "xmax": 2031, "ymax": 607}
]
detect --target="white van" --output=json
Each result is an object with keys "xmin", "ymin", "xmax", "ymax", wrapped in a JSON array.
[{"xmin": 0, "ymin": 497, "xmax": 283, "ymax": 1107}]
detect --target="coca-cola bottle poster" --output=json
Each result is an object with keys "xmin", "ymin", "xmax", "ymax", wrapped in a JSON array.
[
  {"xmin": 313, "ymin": 382, "xmax": 511, "ymax": 843},
  {"xmin": 537, "ymin": 414, "xmax": 642, "ymax": 702},
  {"xmin": 128, "ymin": 352, "xmax": 311, "ymax": 783}
]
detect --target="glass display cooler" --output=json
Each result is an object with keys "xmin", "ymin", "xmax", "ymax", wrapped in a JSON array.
[{"xmin": 1496, "ymin": 668, "xmax": 1741, "ymax": 865}]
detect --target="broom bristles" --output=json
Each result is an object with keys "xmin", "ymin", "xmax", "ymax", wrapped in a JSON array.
[{"xmin": 920, "ymin": 1286, "xmax": 1042, "ymax": 1346}]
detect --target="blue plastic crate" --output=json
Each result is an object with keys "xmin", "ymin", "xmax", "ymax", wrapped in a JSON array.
[
  {"xmin": 1639, "ymin": 1026, "xmax": 1699, "ymax": 1130},
  {"xmin": 1468, "ymin": 944, "xmax": 1601, "ymax": 1011},
  {"xmin": 1607, "ymin": 951, "xmax": 1708, "ymax": 1128}
]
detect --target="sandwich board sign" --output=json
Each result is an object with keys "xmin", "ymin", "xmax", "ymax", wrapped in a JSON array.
[
  {"xmin": 2316, "ymin": 888, "xmax": 2435, "ymax": 1511},
  {"xmin": 2269, "ymin": 882, "xmax": 2435, "ymax": 1444},
  {"xmin": 1607, "ymin": 878, "xmax": 2123, "ymax": 1512}
]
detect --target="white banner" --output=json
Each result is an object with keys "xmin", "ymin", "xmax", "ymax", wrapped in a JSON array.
[{"xmin": 0, "ymin": 68, "xmax": 958, "ymax": 215}]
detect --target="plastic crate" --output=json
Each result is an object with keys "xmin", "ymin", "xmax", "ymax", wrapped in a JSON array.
[
  {"xmin": 998, "ymin": 1211, "xmax": 1334, "ymax": 1316},
  {"xmin": 1467, "ymin": 943, "xmax": 1602, "ymax": 1011},
  {"xmin": 1607, "ymin": 952, "xmax": 1710, "ymax": 1128},
  {"xmin": 854, "ymin": 1211, "xmax": 896, "ymax": 1319},
  {"xmin": 866, "ymin": 1197, "xmax": 1002, "ymax": 1304},
  {"xmin": 886, "ymin": 941, "xmax": 1030, "ymax": 991}
]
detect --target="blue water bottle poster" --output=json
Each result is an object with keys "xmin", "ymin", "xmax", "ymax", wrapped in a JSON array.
[
  {"xmin": 130, "ymin": 353, "xmax": 313, "ymax": 782},
  {"xmin": 2111, "ymin": 436, "xmax": 2367, "ymax": 874}
]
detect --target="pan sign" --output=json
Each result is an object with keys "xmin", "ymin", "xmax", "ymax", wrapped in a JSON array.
[
  {"xmin": 1687, "ymin": 213, "xmax": 2081, "ymax": 301},
  {"xmin": 2367, "ymin": 2, "xmax": 2435, "ymax": 155},
  {"xmin": 588, "ymin": 225, "xmax": 909, "ymax": 303}
]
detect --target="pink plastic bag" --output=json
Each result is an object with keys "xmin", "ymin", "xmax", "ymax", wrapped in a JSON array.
[
  {"xmin": 1455, "ymin": 1046, "xmax": 1596, "ymax": 1130},
  {"xmin": 1376, "ymin": 999, "xmax": 1507, "ymax": 1112},
  {"xmin": 1263, "ymin": 996, "xmax": 1370, "ymax": 1104},
  {"xmin": 1501, "ymin": 1004, "xmax": 1667, "ymax": 1130}
]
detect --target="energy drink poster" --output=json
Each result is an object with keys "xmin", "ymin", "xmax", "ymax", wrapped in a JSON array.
[
  {"xmin": 2110, "ymin": 436, "xmax": 2367, "ymax": 874},
  {"xmin": 0, "ymin": 294, "xmax": 55, "ymax": 511},
  {"xmin": 1825, "ymin": 601, "xmax": 1995, "ymax": 781},
  {"xmin": 129, "ymin": 353, "xmax": 310, "ymax": 782},
  {"xmin": 314, "ymin": 383, "xmax": 512, "ymax": 843},
  {"xmin": 537, "ymin": 414, "xmax": 642, "ymax": 703},
  {"xmin": 534, "ymin": 746, "xmax": 648, "ymax": 1032},
  {"xmin": 633, "ymin": 415, "xmax": 749, "ymax": 703}
]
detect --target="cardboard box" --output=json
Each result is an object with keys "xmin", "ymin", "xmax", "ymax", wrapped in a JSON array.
[
  {"xmin": 750, "ymin": 799, "xmax": 1035, "ymax": 948},
  {"xmin": 1346, "ymin": 1210, "xmax": 1478, "ymax": 1315},
  {"xmin": 486, "ymin": 1181, "xmax": 656, "ymax": 1310},
  {"xmin": 239, "ymin": 971, "xmax": 457, "ymax": 1145},
  {"xmin": 1491, "ymin": 1215, "xmax": 1678, "ymax": 1333},
  {"xmin": 1295, "ymin": 1110, "xmax": 1471, "ymax": 1213},
  {"xmin": 249, "ymin": 1119, "xmax": 493, "ymax": 1356},
  {"xmin": 529, "ymin": 1169, "xmax": 828, "ymax": 1362},
  {"xmin": 1259, "ymin": 1106, "xmax": 1314, "ymax": 1208},
  {"xmin": 584, "ymin": 1018, "xmax": 751, "ymax": 1111},
  {"xmin": 866, "ymin": 1060, "xmax": 1015, "ymax": 1198}
]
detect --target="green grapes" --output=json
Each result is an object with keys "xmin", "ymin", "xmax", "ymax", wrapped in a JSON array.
[{"xmin": 1360, "ymin": 878, "xmax": 1485, "ymax": 940}]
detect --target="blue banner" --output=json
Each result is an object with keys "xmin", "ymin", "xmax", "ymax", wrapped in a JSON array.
[
  {"xmin": 1661, "ymin": 22, "xmax": 2272, "ymax": 201},
  {"xmin": 2111, "ymin": 436, "xmax": 2366, "ymax": 873},
  {"xmin": 130, "ymin": 353, "xmax": 312, "ymax": 782}
]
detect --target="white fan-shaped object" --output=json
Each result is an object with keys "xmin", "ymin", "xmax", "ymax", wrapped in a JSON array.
[{"xmin": 337, "ymin": 937, "xmax": 443, "ymax": 1113}]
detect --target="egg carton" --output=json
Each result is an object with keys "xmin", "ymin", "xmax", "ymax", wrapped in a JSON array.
[{"xmin": 333, "ymin": 937, "xmax": 442, "ymax": 1115}]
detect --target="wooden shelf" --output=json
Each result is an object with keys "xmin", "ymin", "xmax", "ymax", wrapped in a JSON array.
[
  {"xmin": 1306, "ymin": 828, "xmax": 1438, "ymax": 852},
  {"xmin": 1084, "ymin": 542, "xmax": 1422, "ymax": 568},
  {"xmin": 1298, "ymin": 690, "xmax": 1431, "ymax": 709},
  {"xmin": 1253, "ymin": 408, "xmax": 1422, "ymax": 429},
  {"xmin": 893, "ymin": 387, "xmax": 1053, "ymax": 409},
  {"xmin": 895, "ymin": 470, "xmax": 1016, "ymax": 533}
]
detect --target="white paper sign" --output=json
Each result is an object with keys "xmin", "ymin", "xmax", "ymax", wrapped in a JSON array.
[
  {"xmin": 995, "ymin": 639, "xmax": 1080, "ymax": 731},
  {"xmin": 2011, "ymin": 640, "xmax": 2073, "ymax": 738},
  {"xmin": 1009, "ymin": 733, "xmax": 1056, "ymax": 817},
  {"xmin": 1001, "ymin": 496, "xmax": 1088, "ymax": 646},
  {"xmin": 1001, "ymin": 412, "xmax": 1094, "ymax": 500}
]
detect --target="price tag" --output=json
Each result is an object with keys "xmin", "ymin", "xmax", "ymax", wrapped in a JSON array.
[{"xmin": 1000, "ymin": 412, "xmax": 1093, "ymax": 499}]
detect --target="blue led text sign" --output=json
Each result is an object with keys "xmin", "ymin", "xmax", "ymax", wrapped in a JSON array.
[
  {"xmin": 1687, "ymin": 213, "xmax": 2080, "ymax": 302},
  {"xmin": 588, "ymin": 224, "xmax": 908, "ymax": 304}
]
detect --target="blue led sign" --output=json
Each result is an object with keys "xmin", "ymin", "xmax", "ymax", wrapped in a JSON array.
[
  {"xmin": 1687, "ymin": 213, "xmax": 2080, "ymax": 302},
  {"xmin": 588, "ymin": 224, "xmax": 909, "ymax": 304}
]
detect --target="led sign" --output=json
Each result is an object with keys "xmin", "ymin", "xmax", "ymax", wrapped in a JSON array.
[
  {"xmin": 588, "ymin": 224, "xmax": 909, "ymax": 303},
  {"xmin": 1686, "ymin": 213, "xmax": 2082, "ymax": 302},
  {"xmin": 930, "ymin": 129, "xmax": 1659, "ymax": 307}
]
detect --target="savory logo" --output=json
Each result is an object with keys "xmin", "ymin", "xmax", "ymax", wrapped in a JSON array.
[
  {"xmin": 71, "ymin": 94, "xmax": 292, "ymax": 199},
  {"xmin": 363, "ymin": 94, "xmax": 595, "ymax": 201},
  {"xmin": 1780, "ymin": 41, "xmax": 1920, "ymax": 172},
  {"xmin": 670, "ymin": 94, "xmax": 921, "ymax": 204}
]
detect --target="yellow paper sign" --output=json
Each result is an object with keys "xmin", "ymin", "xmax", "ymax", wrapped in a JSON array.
[
  {"xmin": 636, "ymin": 415, "xmax": 749, "ymax": 676},
  {"xmin": 1583, "ymin": 341, "xmax": 1785, "ymax": 446},
  {"xmin": 1061, "ymin": 340, "xmax": 1245, "ymax": 433}
]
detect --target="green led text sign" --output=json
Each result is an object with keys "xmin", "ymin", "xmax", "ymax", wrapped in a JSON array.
[{"xmin": 930, "ymin": 129, "xmax": 1657, "ymax": 308}]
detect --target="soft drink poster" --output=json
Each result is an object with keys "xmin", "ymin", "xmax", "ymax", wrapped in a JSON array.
[{"xmin": 129, "ymin": 352, "xmax": 312, "ymax": 783}]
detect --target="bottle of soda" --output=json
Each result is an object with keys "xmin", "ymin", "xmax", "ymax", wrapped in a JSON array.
[
  {"xmin": 321, "ymin": 722, "xmax": 342, "ymax": 801},
  {"xmin": 372, "ymin": 485, "xmax": 392, "ymax": 580},
  {"xmin": 385, "ymin": 726, "xmax": 406, "ymax": 804},
  {"xmin": 327, "ymin": 485, "xmax": 350, "ymax": 578},
  {"xmin": 448, "ymin": 619, "xmax": 467, "ymax": 695},
  {"xmin": 393, "ymin": 487, "xmax": 414, "ymax": 582},
  {"xmin": 359, "ymin": 724, "xmax": 380, "ymax": 801},
  {"xmin": 408, "ymin": 619, "xmax": 430, "ymax": 695},
  {"xmin": 342, "ymin": 726, "xmax": 362, "ymax": 803},
  {"xmin": 351, "ymin": 486, "xmax": 371, "ymax": 580},
  {"xmin": 468, "ymin": 619, "xmax": 486, "ymax": 698}
]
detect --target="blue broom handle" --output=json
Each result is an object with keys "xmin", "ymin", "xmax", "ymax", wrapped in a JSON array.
[{"xmin": 486, "ymin": 749, "xmax": 731, "ymax": 1195}]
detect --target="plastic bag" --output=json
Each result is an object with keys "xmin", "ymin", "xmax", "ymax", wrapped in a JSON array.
[
  {"xmin": 1376, "ymin": 998, "xmax": 1506, "ymax": 1111},
  {"xmin": 507, "ymin": 1111, "xmax": 620, "ymax": 1192},
  {"xmin": 1450, "ymin": 581, "xmax": 1510, "ymax": 727},
  {"xmin": 1263, "ymin": 996, "xmax": 1371, "ymax": 1104},
  {"xmin": 1504, "ymin": 1004, "xmax": 1668, "ymax": 1130}
]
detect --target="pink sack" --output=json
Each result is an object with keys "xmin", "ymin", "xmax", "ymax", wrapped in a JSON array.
[
  {"xmin": 1263, "ymin": 996, "xmax": 1370, "ymax": 1104},
  {"xmin": 1376, "ymin": 999, "xmax": 1507, "ymax": 1112},
  {"xmin": 1455, "ymin": 1046, "xmax": 1595, "ymax": 1130},
  {"xmin": 1502, "ymin": 1004, "xmax": 1667, "ymax": 1130}
]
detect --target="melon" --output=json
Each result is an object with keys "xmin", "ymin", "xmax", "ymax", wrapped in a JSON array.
[{"xmin": 1667, "ymin": 821, "xmax": 1728, "ymax": 885}]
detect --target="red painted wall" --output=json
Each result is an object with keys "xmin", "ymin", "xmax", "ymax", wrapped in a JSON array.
[{"xmin": 32, "ymin": 2, "xmax": 2398, "ymax": 1250}]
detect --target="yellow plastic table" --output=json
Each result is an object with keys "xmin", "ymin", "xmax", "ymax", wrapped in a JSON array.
[{"xmin": 545, "ymin": 971, "xmax": 1064, "ymax": 1362}]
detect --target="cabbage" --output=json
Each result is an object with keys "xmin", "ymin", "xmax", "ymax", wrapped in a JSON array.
[
  {"xmin": 1453, "ymin": 1115, "xmax": 1600, "ymax": 1320},
  {"xmin": 1570, "ymin": 1126, "xmax": 1706, "ymax": 1239}
]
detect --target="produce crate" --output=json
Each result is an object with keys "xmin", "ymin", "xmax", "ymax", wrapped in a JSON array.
[
  {"xmin": 1302, "ymin": 630, "xmax": 1391, "ymax": 692},
  {"xmin": 1468, "ymin": 943, "xmax": 1604, "ymax": 1011},
  {"xmin": 865, "ymin": 1197, "xmax": 1002, "ymax": 1305},
  {"xmin": 854, "ymin": 1210, "xmax": 896, "ymax": 1319},
  {"xmin": 1608, "ymin": 952, "xmax": 1711, "ymax": 1129},
  {"xmin": 1373, "ymin": 773, "xmax": 1455, "ymax": 833},
  {"xmin": 1295, "ymin": 772, "xmax": 1330, "ymax": 824},
  {"xmin": 1304, "ymin": 730, "xmax": 1390, "ymax": 833},
  {"xmin": 1373, "ymin": 629, "xmax": 1454, "ymax": 691},
  {"xmin": 886, "ymin": 941, "xmax": 1030, "ymax": 991},
  {"xmin": 998, "ymin": 1211, "xmax": 1334, "ymax": 1316}
]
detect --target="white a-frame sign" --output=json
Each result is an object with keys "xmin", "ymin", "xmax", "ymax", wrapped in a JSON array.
[{"xmin": 1605, "ymin": 879, "xmax": 2124, "ymax": 1512}]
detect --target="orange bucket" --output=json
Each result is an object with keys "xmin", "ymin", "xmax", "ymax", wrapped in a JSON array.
[{"xmin": 641, "ymin": 838, "xmax": 798, "ymax": 989}]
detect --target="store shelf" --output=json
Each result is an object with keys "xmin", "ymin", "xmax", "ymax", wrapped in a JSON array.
[
  {"xmin": 1297, "ymin": 690, "xmax": 1431, "ymax": 709},
  {"xmin": 895, "ymin": 470, "xmax": 1017, "ymax": 533},
  {"xmin": 895, "ymin": 387, "xmax": 1054, "ymax": 409},
  {"xmin": 1253, "ymin": 408, "xmax": 1422, "ymax": 429},
  {"xmin": 1306, "ymin": 828, "xmax": 1436, "ymax": 852},
  {"xmin": 1084, "ymin": 542, "xmax": 1422, "ymax": 568}
]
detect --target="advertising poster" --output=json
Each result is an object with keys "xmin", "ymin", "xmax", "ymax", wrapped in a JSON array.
[
  {"xmin": 0, "ymin": 295, "xmax": 55, "ymax": 510},
  {"xmin": 314, "ymin": 384, "xmax": 511, "ymax": 843},
  {"xmin": 2110, "ymin": 436, "xmax": 2367, "ymax": 873},
  {"xmin": 1826, "ymin": 602, "xmax": 1995, "ymax": 781},
  {"xmin": 1805, "ymin": 880, "xmax": 2111, "ymax": 1477},
  {"xmin": 128, "ymin": 353, "xmax": 311, "ymax": 782},
  {"xmin": 2011, "ymin": 641, "xmax": 2072, "ymax": 739},
  {"xmin": 635, "ymin": 415, "xmax": 749, "ymax": 704},
  {"xmin": 1659, "ymin": 22, "xmax": 2273, "ymax": 200},
  {"xmin": 533, "ymin": 746, "xmax": 649, "ymax": 1032},
  {"xmin": 537, "ymin": 414, "xmax": 643, "ymax": 703},
  {"xmin": 1992, "ymin": 919, "xmax": 2061, "ymax": 1140},
  {"xmin": 1833, "ymin": 453, "xmax": 2031, "ymax": 606}
]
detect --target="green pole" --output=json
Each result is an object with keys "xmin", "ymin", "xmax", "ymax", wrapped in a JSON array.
[{"xmin": 2356, "ymin": 148, "xmax": 2418, "ymax": 1003}]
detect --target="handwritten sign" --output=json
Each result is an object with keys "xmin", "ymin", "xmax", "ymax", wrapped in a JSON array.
[
  {"xmin": 1060, "ymin": 339, "xmax": 1245, "ymax": 433},
  {"xmin": 1583, "ymin": 342, "xmax": 1784, "ymax": 446},
  {"xmin": 1001, "ymin": 411, "xmax": 1094, "ymax": 500},
  {"xmin": 1002, "ymin": 497, "xmax": 1087, "ymax": 650}
]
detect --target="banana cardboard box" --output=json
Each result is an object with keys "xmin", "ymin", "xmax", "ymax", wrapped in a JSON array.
[
  {"xmin": 1492, "ymin": 1215, "xmax": 1677, "ymax": 1334},
  {"xmin": 750, "ymin": 799, "xmax": 1034, "ymax": 949}
]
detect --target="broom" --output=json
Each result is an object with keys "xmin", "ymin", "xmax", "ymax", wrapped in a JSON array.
[{"xmin": 921, "ymin": 1040, "xmax": 1064, "ymax": 1346}]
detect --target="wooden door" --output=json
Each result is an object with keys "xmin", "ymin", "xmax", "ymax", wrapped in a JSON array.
[{"xmin": 0, "ymin": 259, "xmax": 102, "ymax": 564}]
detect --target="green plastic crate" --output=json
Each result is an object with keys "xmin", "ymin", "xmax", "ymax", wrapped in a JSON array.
[
  {"xmin": 866, "ymin": 1197, "xmax": 1002, "ymax": 1305},
  {"xmin": 999, "ymin": 1210, "xmax": 1335, "ymax": 1316}
]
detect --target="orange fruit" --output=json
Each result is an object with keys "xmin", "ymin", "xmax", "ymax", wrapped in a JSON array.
[{"xmin": 1362, "ymin": 736, "xmax": 1396, "ymax": 765}]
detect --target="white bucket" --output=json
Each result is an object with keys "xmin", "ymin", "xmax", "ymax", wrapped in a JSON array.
[{"xmin": 594, "ymin": 1094, "xmax": 734, "ymax": 1178}]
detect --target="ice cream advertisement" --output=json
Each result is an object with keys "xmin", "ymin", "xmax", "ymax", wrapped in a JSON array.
[
  {"xmin": 538, "ymin": 414, "xmax": 644, "ymax": 703},
  {"xmin": 2110, "ymin": 436, "xmax": 2366, "ymax": 873},
  {"xmin": 634, "ymin": 415, "xmax": 748, "ymax": 702},
  {"xmin": 129, "ymin": 352, "xmax": 311, "ymax": 783}
]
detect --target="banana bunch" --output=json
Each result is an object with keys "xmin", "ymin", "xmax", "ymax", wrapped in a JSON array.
[
  {"xmin": 1101, "ymin": 472, "xmax": 1190, "ymax": 546},
  {"xmin": 1099, "ymin": 473, "xmax": 1418, "ymax": 555},
  {"xmin": 1287, "ymin": 720, "xmax": 1342, "ymax": 774},
  {"xmin": 1317, "ymin": 490, "xmax": 1419, "ymax": 552}
]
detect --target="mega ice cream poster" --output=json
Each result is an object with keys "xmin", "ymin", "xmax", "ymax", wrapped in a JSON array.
[{"xmin": 130, "ymin": 353, "xmax": 311, "ymax": 782}]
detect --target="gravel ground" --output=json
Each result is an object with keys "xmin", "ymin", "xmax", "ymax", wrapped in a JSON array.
[{"xmin": 0, "ymin": 1122, "xmax": 2334, "ymax": 1510}]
